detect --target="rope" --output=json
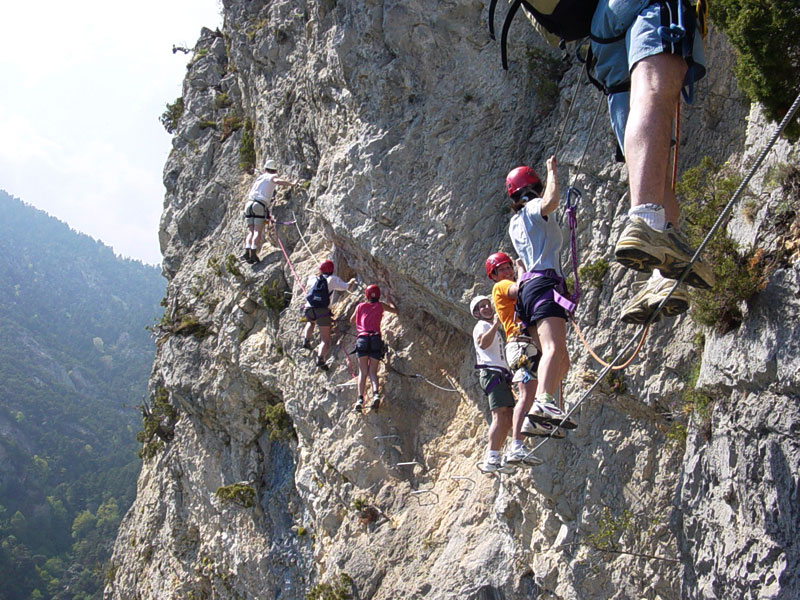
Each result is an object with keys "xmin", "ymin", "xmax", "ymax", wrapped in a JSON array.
[
  {"xmin": 571, "ymin": 320, "xmax": 650, "ymax": 370},
  {"xmin": 553, "ymin": 61, "xmax": 588, "ymax": 160},
  {"xmin": 524, "ymin": 88, "xmax": 800, "ymax": 461},
  {"xmin": 274, "ymin": 230, "xmax": 307, "ymax": 295},
  {"xmin": 292, "ymin": 210, "xmax": 322, "ymax": 265},
  {"xmin": 387, "ymin": 364, "xmax": 460, "ymax": 393},
  {"xmin": 672, "ymin": 101, "xmax": 681, "ymax": 193}
]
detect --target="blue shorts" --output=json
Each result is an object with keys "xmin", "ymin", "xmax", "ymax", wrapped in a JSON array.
[{"xmin": 591, "ymin": 0, "xmax": 707, "ymax": 150}]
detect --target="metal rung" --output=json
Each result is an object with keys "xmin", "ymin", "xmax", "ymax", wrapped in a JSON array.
[
  {"xmin": 396, "ymin": 461, "xmax": 420, "ymax": 467},
  {"xmin": 409, "ymin": 489, "xmax": 439, "ymax": 505},
  {"xmin": 450, "ymin": 476, "xmax": 476, "ymax": 491},
  {"xmin": 374, "ymin": 435, "xmax": 400, "ymax": 440}
]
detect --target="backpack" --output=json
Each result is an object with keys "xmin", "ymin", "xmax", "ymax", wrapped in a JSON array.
[
  {"xmin": 306, "ymin": 275, "xmax": 330, "ymax": 308},
  {"xmin": 489, "ymin": 0, "xmax": 599, "ymax": 68}
]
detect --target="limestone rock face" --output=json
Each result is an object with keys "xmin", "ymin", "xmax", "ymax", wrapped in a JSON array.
[{"xmin": 107, "ymin": 4, "xmax": 799, "ymax": 600}]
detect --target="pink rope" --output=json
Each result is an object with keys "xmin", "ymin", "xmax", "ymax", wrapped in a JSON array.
[{"xmin": 274, "ymin": 230, "xmax": 307, "ymax": 295}]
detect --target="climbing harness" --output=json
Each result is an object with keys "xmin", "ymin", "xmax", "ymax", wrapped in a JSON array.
[{"xmin": 523, "ymin": 88, "xmax": 800, "ymax": 460}]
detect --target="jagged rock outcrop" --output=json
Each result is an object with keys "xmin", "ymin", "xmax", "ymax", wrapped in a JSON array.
[{"xmin": 107, "ymin": 2, "xmax": 799, "ymax": 599}]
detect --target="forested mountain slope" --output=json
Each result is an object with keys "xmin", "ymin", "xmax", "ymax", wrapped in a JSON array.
[{"xmin": 0, "ymin": 190, "xmax": 164, "ymax": 600}]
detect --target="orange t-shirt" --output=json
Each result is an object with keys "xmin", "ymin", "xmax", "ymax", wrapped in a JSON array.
[{"xmin": 491, "ymin": 279, "xmax": 521, "ymax": 340}]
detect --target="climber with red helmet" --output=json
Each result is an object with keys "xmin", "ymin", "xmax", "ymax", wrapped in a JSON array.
[
  {"xmin": 302, "ymin": 259, "xmax": 355, "ymax": 370},
  {"xmin": 350, "ymin": 284, "xmax": 397, "ymax": 413},
  {"xmin": 241, "ymin": 159, "xmax": 297, "ymax": 264},
  {"xmin": 506, "ymin": 157, "xmax": 577, "ymax": 431},
  {"xmin": 484, "ymin": 252, "xmax": 564, "ymax": 455}
]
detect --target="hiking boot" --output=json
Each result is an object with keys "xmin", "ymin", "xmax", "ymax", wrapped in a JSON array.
[
  {"xmin": 369, "ymin": 395, "xmax": 381, "ymax": 411},
  {"xmin": 478, "ymin": 459, "xmax": 516, "ymax": 474},
  {"xmin": 614, "ymin": 217, "xmax": 715, "ymax": 289},
  {"xmin": 240, "ymin": 250, "xmax": 251, "ymax": 262},
  {"xmin": 248, "ymin": 252, "xmax": 260, "ymax": 265},
  {"xmin": 528, "ymin": 401, "xmax": 578, "ymax": 430},
  {"xmin": 316, "ymin": 358, "xmax": 329, "ymax": 371},
  {"xmin": 621, "ymin": 271, "xmax": 690, "ymax": 324},
  {"xmin": 354, "ymin": 398, "xmax": 364, "ymax": 413},
  {"xmin": 503, "ymin": 447, "xmax": 543, "ymax": 466},
  {"xmin": 302, "ymin": 338, "xmax": 313, "ymax": 350},
  {"xmin": 522, "ymin": 418, "xmax": 566, "ymax": 438}
]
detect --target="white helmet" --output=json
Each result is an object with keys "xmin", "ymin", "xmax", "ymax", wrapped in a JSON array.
[
  {"xmin": 469, "ymin": 295, "xmax": 491, "ymax": 319},
  {"xmin": 263, "ymin": 159, "xmax": 278, "ymax": 171}
]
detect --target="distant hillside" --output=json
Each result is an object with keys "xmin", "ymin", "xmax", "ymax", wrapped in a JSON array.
[{"xmin": 0, "ymin": 190, "xmax": 164, "ymax": 600}]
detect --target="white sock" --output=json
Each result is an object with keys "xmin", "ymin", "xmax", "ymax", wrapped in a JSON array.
[
  {"xmin": 629, "ymin": 204, "xmax": 666, "ymax": 231},
  {"xmin": 511, "ymin": 440, "xmax": 525, "ymax": 451},
  {"xmin": 537, "ymin": 392, "xmax": 555, "ymax": 406},
  {"xmin": 486, "ymin": 450, "xmax": 500, "ymax": 463}
]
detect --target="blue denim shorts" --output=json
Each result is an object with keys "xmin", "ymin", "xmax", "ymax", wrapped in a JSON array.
[{"xmin": 591, "ymin": 0, "xmax": 707, "ymax": 149}]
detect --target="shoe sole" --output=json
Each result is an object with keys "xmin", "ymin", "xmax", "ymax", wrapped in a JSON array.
[
  {"xmin": 615, "ymin": 242, "xmax": 713, "ymax": 290},
  {"xmin": 476, "ymin": 463, "xmax": 517, "ymax": 474},
  {"xmin": 505, "ymin": 455, "xmax": 543, "ymax": 467},
  {"xmin": 527, "ymin": 412, "xmax": 578, "ymax": 430},
  {"xmin": 621, "ymin": 295, "xmax": 690, "ymax": 325}
]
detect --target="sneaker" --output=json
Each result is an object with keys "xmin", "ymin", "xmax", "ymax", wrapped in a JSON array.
[
  {"xmin": 614, "ymin": 217, "xmax": 714, "ymax": 289},
  {"xmin": 504, "ymin": 446, "xmax": 542, "ymax": 466},
  {"xmin": 354, "ymin": 399, "xmax": 364, "ymax": 413},
  {"xmin": 478, "ymin": 459, "xmax": 516, "ymax": 474},
  {"xmin": 369, "ymin": 395, "xmax": 381, "ymax": 411},
  {"xmin": 521, "ymin": 418, "xmax": 566, "ymax": 438},
  {"xmin": 621, "ymin": 271, "xmax": 690, "ymax": 324},
  {"xmin": 302, "ymin": 339, "xmax": 313, "ymax": 350},
  {"xmin": 528, "ymin": 401, "xmax": 578, "ymax": 430}
]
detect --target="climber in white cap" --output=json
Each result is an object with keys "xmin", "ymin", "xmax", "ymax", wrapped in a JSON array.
[{"xmin": 242, "ymin": 159, "xmax": 297, "ymax": 264}]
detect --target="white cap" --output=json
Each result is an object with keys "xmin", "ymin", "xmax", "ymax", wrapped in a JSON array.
[
  {"xmin": 469, "ymin": 295, "xmax": 491, "ymax": 318},
  {"xmin": 263, "ymin": 159, "xmax": 277, "ymax": 171}
]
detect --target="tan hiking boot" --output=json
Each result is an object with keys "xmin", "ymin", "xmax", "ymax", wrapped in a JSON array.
[
  {"xmin": 621, "ymin": 271, "xmax": 690, "ymax": 324},
  {"xmin": 614, "ymin": 217, "xmax": 715, "ymax": 289}
]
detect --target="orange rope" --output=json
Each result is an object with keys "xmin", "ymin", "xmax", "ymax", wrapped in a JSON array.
[
  {"xmin": 672, "ymin": 101, "xmax": 681, "ymax": 193},
  {"xmin": 571, "ymin": 319, "xmax": 649, "ymax": 371}
]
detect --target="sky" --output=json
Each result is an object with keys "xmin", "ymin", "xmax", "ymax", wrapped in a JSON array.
[{"xmin": 0, "ymin": 1, "xmax": 222, "ymax": 265}]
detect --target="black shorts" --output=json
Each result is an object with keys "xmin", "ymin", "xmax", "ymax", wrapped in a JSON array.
[
  {"xmin": 354, "ymin": 334, "xmax": 385, "ymax": 359},
  {"xmin": 516, "ymin": 276, "xmax": 568, "ymax": 329},
  {"xmin": 304, "ymin": 307, "xmax": 332, "ymax": 327}
]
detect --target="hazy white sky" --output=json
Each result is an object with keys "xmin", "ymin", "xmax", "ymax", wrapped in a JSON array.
[{"xmin": 0, "ymin": 1, "xmax": 222, "ymax": 265}]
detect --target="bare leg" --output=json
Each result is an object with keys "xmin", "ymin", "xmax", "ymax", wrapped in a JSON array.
[
  {"xmin": 488, "ymin": 407, "xmax": 513, "ymax": 452},
  {"xmin": 252, "ymin": 221, "xmax": 266, "ymax": 253},
  {"xmin": 511, "ymin": 380, "xmax": 536, "ymax": 441},
  {"xmin": 625, "ymin": 53, "xmax": 687, "ymax": 210},
  {"xmin": 368, "ymin": 358, "xmax": 380, "ymax": 395},
  {"xmin": 318, "ymin": 325, "xmax": 332, "ymax": 362},
  {"xmin": 357, "ymin": 356, "xmax": 370, "ymax": 399},
  {"xmin": 245, "ymin": 224, "xmax": 256, "ymax": 248},
  {"xmin": 533, "ymin": 317, "xmax": 569, "ymax": 397},
  {"xmin": 303, "ymin": 320, "xmax": 315, "ymax": 345}
]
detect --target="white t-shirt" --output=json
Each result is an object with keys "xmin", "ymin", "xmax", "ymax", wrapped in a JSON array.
[
  {"xmin": 303, "ymin": 274, "xmax": 349, "ymax": 308},
  {"xmin": 509, "ymin": 198, "xmax": 563, "ymax": 275},
  {"xmin": 472, "ymin": 320, "xmax": 508, "ymax": 370},
  {"xmin": 248, "ymin": 172, "xmax": 277, "ymax": 201}
]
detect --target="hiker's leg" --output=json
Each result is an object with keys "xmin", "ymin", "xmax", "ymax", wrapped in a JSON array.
[
  {"xmin": 245, "ymin": 224, "xmax": 256, "ymax": 248},
  {"xmin": 533, "ymin": 317, "xmax": 569, "ymax": 397},
  {"xmin": 357, "ymin": 356, "xmax": 370, "ymax": 398},
  {"xmin": 625, "ymin": 53, "xmax": 687, "ymax": 211},
  {"xmin": 303, "ymin": 320, "xmax": 315, "ymax": 345},
  {"xmin": 367, "ymin": 358, "xmax": 380, "ymax": 394},
  {"xmin": 488, "ymin": 407, "xmax": 513, "ymax": 452},
  {"xmin": 318, "ymin": 325, "xmax": 332, "ymax": 361},
  {"xmin": 512, "ymin": 379, "xmax": 536, "ymax": 442},
  {"xmin": 252, "ymin": 221, "xmax": 266, "ymax": 252}
]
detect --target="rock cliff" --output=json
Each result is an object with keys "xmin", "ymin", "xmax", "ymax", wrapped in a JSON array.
[{"xmin": 106, "ymin": 2, "xmax": 799, "ymax": 599}]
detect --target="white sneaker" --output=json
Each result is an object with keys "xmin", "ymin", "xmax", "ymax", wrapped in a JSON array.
[
  {"xmin": 521, "ymin": 418, "xmax": 566, "ymax": 438},
  {"xmin": 477, "ymin": 459, "xmax": 516, "ymax": 474},
  {"xmin": 621, "ymin": 270, "xmax": 690, "ymax": 325},
  {"xmin": 503, "ymin": 446, "xmax": 542, "ymax": 466},
  {"xmin": 528, "ymin": 401, "xmax": 578, "ymax": 430}
]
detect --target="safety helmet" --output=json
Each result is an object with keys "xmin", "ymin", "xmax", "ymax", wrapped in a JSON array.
[
  {"xmin": 365, "ymin": 284, "xmax": 381, "ymax": 301},
  {"xmin": 319, "ymin": 259, "xmax": 334, "ymax": 274},
  {"xmin": 263, "ymin": 159, "xmax": 278, "ymax": 172},
  {"xmin": 470, "ymin": 295, "xmax": 492, "ymax": 319},
  {"xmin": 485, "ymin": 252, "xmax": 513, "ymax": 278},
  {"xmin": 505, "ymin": 166, "xmax": 541, "ymax": 198}
]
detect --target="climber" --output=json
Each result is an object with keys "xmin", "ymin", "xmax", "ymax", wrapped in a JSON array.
[
  {"xmin": 484, "ymin": 252, "xmax": 564, "ymax": 441},
  {"xmin": 471, "ymin": 295, "xmax": 535, "ymax": 473},
  {"xmin": 350, "ymin": 284, "xmax": 397, "ymax": 413},
  {"xmin": 506, "ymin": 158, "xmax": 577, "ymax": 430},
  {"xmin": 242, "ymin": 159, "xmax": 296, "ymax": 264},
  {"xmin": 302, "ymin": 260, "xmax": 355, "ymax": 370},
  {"xmin": 589, "ymin": 0, "xmax": 714, "ymax": 322}
]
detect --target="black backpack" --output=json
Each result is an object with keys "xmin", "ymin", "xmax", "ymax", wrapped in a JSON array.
[
  {"xmin": 489, "ymin": 0, "xmax": 599, "ymax": 68},
  {"xmin": 306, "ymin": 275, "xmax": 330, "ymax": 308}
]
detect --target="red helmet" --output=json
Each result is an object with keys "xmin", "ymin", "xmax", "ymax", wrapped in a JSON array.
[
  {"xmin": 319, "ymin": 260, "xmax": 334, "ymax": 275},
  {"xmin": 506, "ymin": 166, "xmax": 541, "ymax": 198},
  {"xmin": 485, "ymin": 252, "xmax": 513, "ymax": 278},
  {"xmin": 365, "ymin": 284, "xmax": 381, "ymax": 301}
]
